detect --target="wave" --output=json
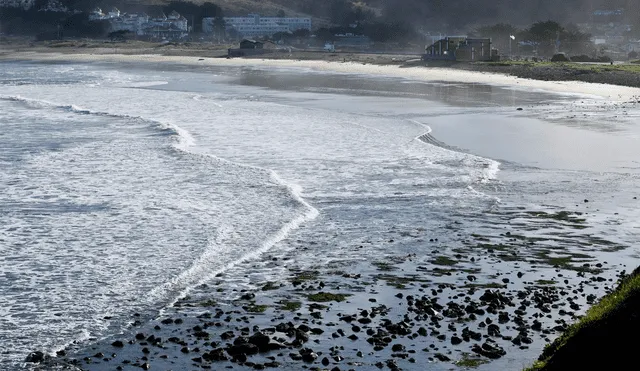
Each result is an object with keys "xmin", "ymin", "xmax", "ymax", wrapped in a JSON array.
[{"xmin": 0, "ymin": 93, "xmax": 318, "ymax": 306}]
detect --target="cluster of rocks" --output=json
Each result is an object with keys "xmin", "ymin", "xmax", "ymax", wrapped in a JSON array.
[{"xmin": 31, "ymin": 206, "xmax": 624, "ymax": 371}]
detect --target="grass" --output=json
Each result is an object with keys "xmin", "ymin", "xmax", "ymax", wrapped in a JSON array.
[
  {"xmin": 525, "ymin": 270, "xmax": 640, "ymax": 370},
  {"xmin": 306, "ymin": 292, "xmax": 351, "ymax": 302},
  {"xmin": 484, "ymin": 60, "xmax": 640, "ymax": 74}
]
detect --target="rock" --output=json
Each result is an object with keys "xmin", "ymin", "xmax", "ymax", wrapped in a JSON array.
[
  {"xmin": 111, "ymin": 340, "xmax": 125, "ymax": 348},
  {"xmin": 25, "ymin": 351, "xmax": 46, "ymax": 363},
  {"xmin": 141, "ymin": 363, "xmax": 150, "ymax": 370},
  {"xmin": 263, "ymin": 341, "xmax": 287, "ymax": 352},
  {"xmin": 472, "ymin": 341, "xmax": 506, "ymax": 359},
  {"xmin": 221, "ymin": 331, "xmax": 235, "ymax": 340},
  {"xmin": 249, "ymin": 332, "xmax": 271, "ymax": 350},
  {"xmin": 391, "ymin": 344, "xmax": 405, "ymax": 352},
  {"xmin": 322, "ymin": 357, "xmax": 330, "ymax": 366},
  {"xmin": 234, "ymin": 353, "xmax": 247, "ymax": 363},
  {"xmin": 488, "ymin": 324, "xmax": 501, "ymax": 337},
  {"xmin": 295, "ymin": 329, "xmax": 310, "ymax": 343},
  {"xmin": 434, "ymin": 353, "xmax": 450, "ymax": 362},
  {"xmin": 205, "ymin": 348, "xmax": 228, "ymax": 362},
  {"xmin": 300, "ymin": 349, "xmax": 318, "ymax": 363},
  {"xmin": 386, "ymin": 359, "xmax": 400, "ymax": 370},
  {"xmin": 227, "ymin": 343, "xmax": 259, "ymax": 356},
  {"xmin": 451, "ymin": 336, "xmax": 462, "ymax": 345}
]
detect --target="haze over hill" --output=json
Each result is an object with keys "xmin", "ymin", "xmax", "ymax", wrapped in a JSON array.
[{"xmin": 3, "ymin": 0, "xmax": 639, "ymax": 31}]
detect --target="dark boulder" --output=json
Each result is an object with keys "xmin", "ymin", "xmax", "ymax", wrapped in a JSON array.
[{"xmin": 25, "ymin": 351, "xmax": 47, "ymax": 363}]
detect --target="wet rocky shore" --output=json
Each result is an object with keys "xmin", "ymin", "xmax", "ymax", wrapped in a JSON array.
[{"xmin": 28, "ymin": 205, "xmax": 631, "ymax": 371}]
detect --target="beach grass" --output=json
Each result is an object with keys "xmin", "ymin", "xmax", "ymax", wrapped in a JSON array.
[{"xmin": 524, "ymin": 269, "xmax": 640, "ymax": 370}]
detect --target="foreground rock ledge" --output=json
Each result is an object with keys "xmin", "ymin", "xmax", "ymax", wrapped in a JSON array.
[{"xmin": 527, "ymin": 265, "xmax": 640, "ymax": 371}]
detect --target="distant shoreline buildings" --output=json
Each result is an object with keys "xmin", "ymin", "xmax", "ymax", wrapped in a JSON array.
[
  {"xmin": 203, "ymin": 14, "xmax": 311, "ymax": 38},
  {"xmin": 89, "ymin": 7, "xmax": 189, "ymax": 40},
  {"xmin": 0, "ymin": 0, "xmax": 34, "ymax": 9}
]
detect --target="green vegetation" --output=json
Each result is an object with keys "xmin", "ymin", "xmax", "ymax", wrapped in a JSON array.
[
  {"xmin": 245, "ymin": 304, "xmax": 269, "ymax": 313},
  {"xmin": 525, "ymin": 271, "xmax": 640, "ymax": 370},
  {"xmin": 306, "ymin": 292, "xmax": 351, "ymax": 302},
  {"xmin": 526, "ymin": 211, "xmax": 586, "ymax": 223},
  {"xmin": 431, "ymin": 256, "xmax": 458, "ymax": 266},
  {"xmin": 279, "ymin": 300, "xmax": 302, "ymax": 311},
  {"xmin": 374, "ymin": 274, "xmax": 430, "ymax": 289},
  {"xmin": 485, "ymin": 60, "xmax": 640, "ymax": 74},
  {"xmin": 372, "ymin": 261, "xmax": 397, "ymax": 271},
  {"xmin": 535, "ymin": 280, "xmax": 557, "ymax": 285},
  {"xmin": 261, "ymin": 281, "xmax": 280, "ymax": 291},
  {"xmin": 463, "ymin": 282, "xmax": 507, "ymax": 289},
  {"xmin": 290, "ymin": 270, "xmax": 319, "ymax": 285},
  {"xmin": 198, "ymin": 299, "xmax": 218, "ymax": 307},
  {"xmin": 455, "ymin": 353, "xmax": 489, "ymax": 368}
]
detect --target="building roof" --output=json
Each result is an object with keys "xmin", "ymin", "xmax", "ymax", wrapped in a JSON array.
[{"xmin": 241, "ymin": 39, "xmax": 263, "ymax": 44}]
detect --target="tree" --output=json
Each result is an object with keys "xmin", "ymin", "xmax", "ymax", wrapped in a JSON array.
[
  {"xmin": 108, "ymin": 29, "xmax": 130, "ymax": 41},
  {"xmin": 527, "ymin": 21, "xmax": 564, "ymax": 44},
  {"xmin": 292, "ymin": 28, "xmax": 311, "ymax": 38}
]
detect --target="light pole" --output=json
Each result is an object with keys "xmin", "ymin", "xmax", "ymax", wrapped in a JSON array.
[{"xmin": 509, "ymin": 34, "xmax": 515, "ymax": 58}]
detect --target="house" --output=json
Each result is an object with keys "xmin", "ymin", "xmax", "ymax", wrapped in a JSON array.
[
  {"xmin": 0, "ymin": 0, "xmax": 35, "ymax": 9},
  {"xmin": 90, "ymin": 7, "xmax": 189, "ymax": 40},
  {"xmin": 204, "ymin": 13, "xmax": 311, "ymax": 38},
  {"xmin": 240, "ymin": 39, "xmax": 264, "ymax": 49},
  {"xmin": 228, "ymin": 39, "xmax": 271, "ymax": 57},
  {"xmin": 423, "ymin": 37, "xmax": 497, "ymax": 62}
]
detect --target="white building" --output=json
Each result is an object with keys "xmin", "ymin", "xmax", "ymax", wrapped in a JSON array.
[
  {"xmin": 203, "ymin": 13, "xmax": 311, "ymax": 38},
  {"xmin": 0, "ymin": 0, "xmax": 35, "ymax": 9},
  {"xmin": 90, "ymin": 7, "xmax": 187, "ymax": 38}
]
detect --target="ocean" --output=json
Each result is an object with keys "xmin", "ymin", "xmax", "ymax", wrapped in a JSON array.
[{"xmin": 1, "ymin": 58, "xmax": 640, "ymax": 370}]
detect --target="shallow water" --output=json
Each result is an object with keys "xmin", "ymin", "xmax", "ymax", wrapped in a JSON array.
[{"xmin": 1, "ymin": 60, "xmax": 639, "ymax": 369}]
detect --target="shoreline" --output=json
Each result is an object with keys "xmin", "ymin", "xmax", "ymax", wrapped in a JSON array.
[
  {"xmin": 37, "ymin": 206, "xmax": 627, "ymax": 371},
  {"xmin": 4, "ymin": 45, "xmax": 638, "ymax": 370},
  {"xmin": 2, "ymin": 48, "xmax": 640, "ymax": 103}
]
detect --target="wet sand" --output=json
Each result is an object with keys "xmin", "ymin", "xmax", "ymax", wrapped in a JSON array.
[{"xmin": 6, "ymin": 48, "xmax": 639, "ymax": 371}]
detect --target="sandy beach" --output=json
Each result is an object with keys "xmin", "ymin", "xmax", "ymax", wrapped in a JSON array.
[
  {"xmin": 3, "ymin": 47, "xmax": 640, "ymax": 371},
  {"xmin": 2, "ymin": 47, "xmax": 640, "ymax": 102}
]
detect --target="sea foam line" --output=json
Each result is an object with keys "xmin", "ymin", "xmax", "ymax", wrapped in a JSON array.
[{"xmin": 0, "ymin": 93, "xmax": 319, "ymax": 318}]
